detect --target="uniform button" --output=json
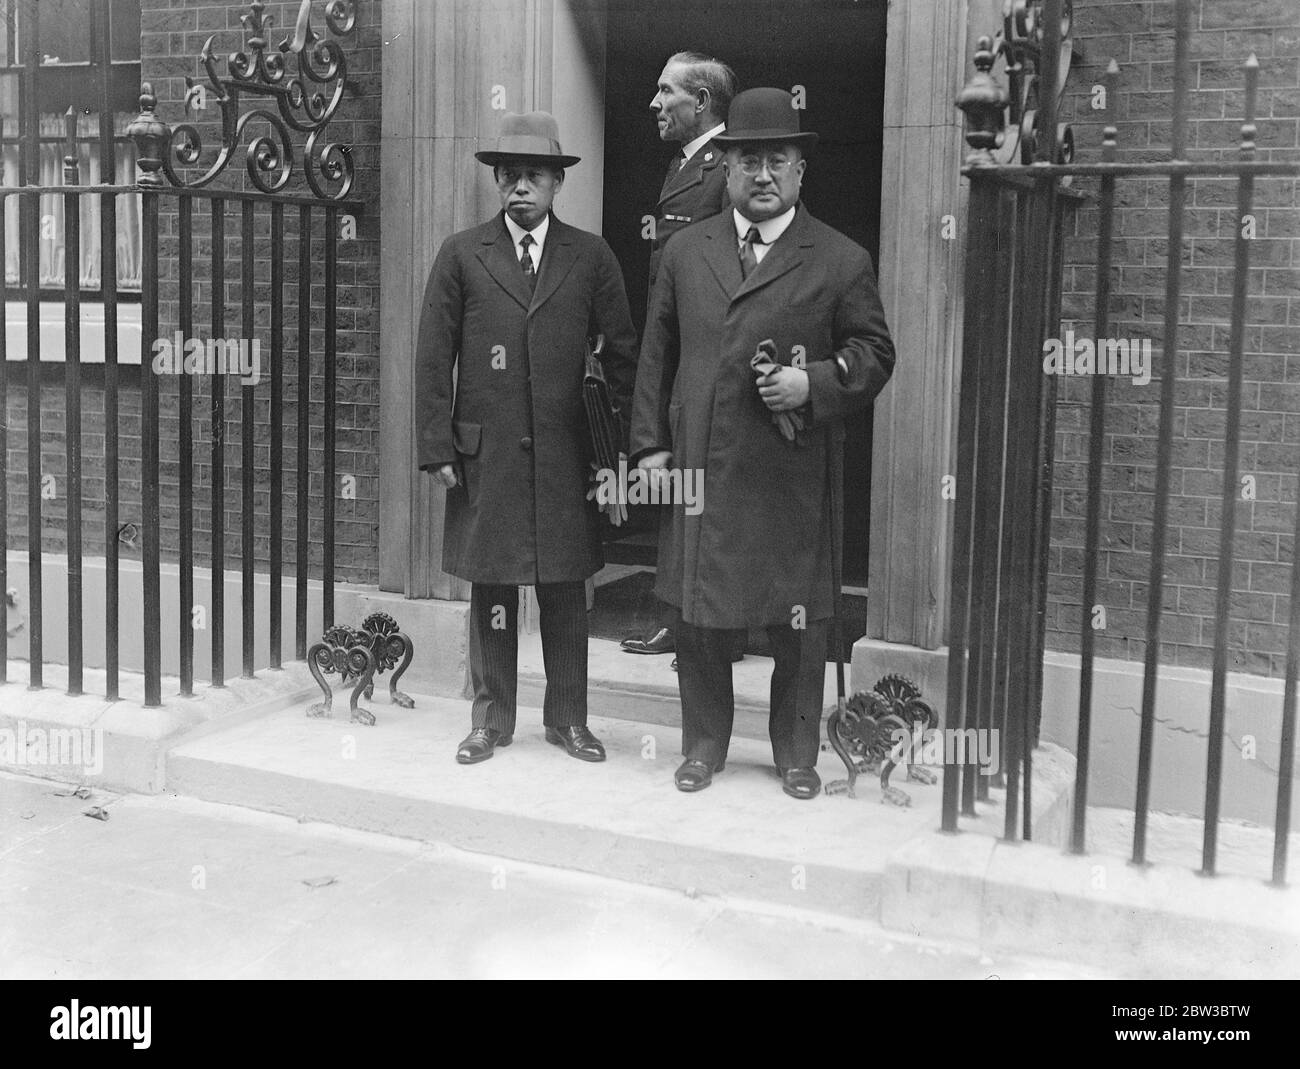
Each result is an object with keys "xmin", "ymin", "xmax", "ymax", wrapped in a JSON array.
[{"xmin": 520, "ymin": 436, "xmax": 533, "ymax": 450}]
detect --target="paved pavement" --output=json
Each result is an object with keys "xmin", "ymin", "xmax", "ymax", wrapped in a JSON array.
[{"xmin": 0, "ymin": 771, "xmax": 1107, "ymax": 980}]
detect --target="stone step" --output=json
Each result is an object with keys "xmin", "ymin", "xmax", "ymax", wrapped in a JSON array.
[
  {"xmin": 517, "ymin": 633, "xmax": 849, "ymax": 744},
  {"xmin": 517, "ymin": 671, "xmax": 780, "ymax": 742},
  {"xmin": 164, "ymin": 691, "xmax": 1066, "ymax": 923}
]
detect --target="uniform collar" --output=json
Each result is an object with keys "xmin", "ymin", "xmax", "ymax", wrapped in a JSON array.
[{"xmin": 682, "ymin": 122, "xmax": 726, "ymax": 163}]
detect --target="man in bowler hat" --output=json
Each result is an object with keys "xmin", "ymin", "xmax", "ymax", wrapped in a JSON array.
[
  {"xmin": 630, "ymin": 88, "xmax": 896, "ymax": 799},
  {"xmin": 417, "ymin": 112, "xmax": 638, "ymax": 766}
]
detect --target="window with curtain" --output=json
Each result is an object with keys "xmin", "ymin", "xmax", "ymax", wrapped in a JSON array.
[
  {"xmin": 0, "ymin": 0, "xmax": 143, "ymax": 292},
  {"xmin": 2, "ymin": 113, "xmax": 142, "ymax": 291}
]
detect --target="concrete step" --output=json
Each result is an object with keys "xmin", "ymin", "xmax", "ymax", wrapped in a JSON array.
[
  {"xmin": 517, "ymin": 672, "xmax": 777, "ymax": 741},
  {"xmin": 166, "ymin": 697, "xmax": 903, "ymax": 921},
  {"xmin": 163, "ymin": 690, "xmax": 1073, "ymax": 924},
  {"xmin": 518, "ymin": 633, "xmax": 847, "ymax": 743}
]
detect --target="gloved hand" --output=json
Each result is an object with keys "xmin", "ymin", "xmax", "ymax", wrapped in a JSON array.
[{"xmin": 751, "ymin": 338, "xmax": 805, "ymax": 442}]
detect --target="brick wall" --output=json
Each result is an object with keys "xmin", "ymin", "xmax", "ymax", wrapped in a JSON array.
[
  {"xmin": 1049, "ymin": 0, "xmax": 1300, "ymax": 675},
  {"xmin": 4, "ymin": 0, "xmax": 382, "ymax": 585}
]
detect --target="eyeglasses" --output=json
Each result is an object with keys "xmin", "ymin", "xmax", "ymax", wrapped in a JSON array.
[{"xmin": 735, "ymin": 154, "xmax": 794, "ymax": 177}]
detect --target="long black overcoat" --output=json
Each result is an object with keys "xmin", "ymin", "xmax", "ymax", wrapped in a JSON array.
[
  {"xmin": 630, "ymin": 205, "xmax": 895, "ymax": 628},
  {"xmin": 417, "ymin": 212, "xmax": 638, "ymax": 584}
]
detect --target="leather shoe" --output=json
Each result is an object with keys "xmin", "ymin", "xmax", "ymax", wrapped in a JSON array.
[
  {"xmin": 675, "ymin": 757, "xmax": 725, "ymax": 792},
  {"xmin": 621, "ymin": 627, "xmax": 675, "ymax": 655},
  {"xmin": 545, "ymin": 724, "xmax": 606, "ymax": 762},
  {"xmin": 456, "ymin": 727, "xmax": 511, "ymax": 764},
  {"xmin": 778, "ymin": 766, "xmax": 821, "ymax": 800}
]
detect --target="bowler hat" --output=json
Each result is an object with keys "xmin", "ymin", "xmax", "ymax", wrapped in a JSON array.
[
  {"xmin": 475, "ymin": 111, "xmax": 581, "ymax": 167},
  {"xmin": 713, "ymin": 87, "xmax": 817, "ymax": 150}
]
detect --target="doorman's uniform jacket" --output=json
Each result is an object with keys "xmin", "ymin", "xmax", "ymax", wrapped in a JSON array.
[
  {"xmin": 416, "ymin": 212, "xmax": 638, "ymax": 585},
  {"xmin": 648, "ymin": 138, "xmax": 729, "ymax": 295},
  {"xmin": 630, "ymin": 205, "xmax": 895, "ymax": 629}
]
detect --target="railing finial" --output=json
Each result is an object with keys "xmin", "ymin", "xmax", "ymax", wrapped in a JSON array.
[
  {"xmin": 127, "ymin": 82, "xmax": 172, "ymax": 188},
  {"xmin": 956, "ymin": 36, "xmax": 1008, "ymax": 166}
]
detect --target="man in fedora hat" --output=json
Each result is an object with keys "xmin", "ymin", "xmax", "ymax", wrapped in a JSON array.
[
  {"xmin": 630, "ymin": 88, "xmax": 895, "ymax": 799},
  {"xmin": 622, "ymin": 50, "xmax": 739, "ymax": 667},
  {"xmin": 416, "ymin": 111, "xmax": 638, "ymax": 766}
]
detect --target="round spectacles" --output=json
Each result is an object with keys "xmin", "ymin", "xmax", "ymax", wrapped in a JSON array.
[{"xmin": 736, "ymin": 155, "xmax": 793, "ymax": 176}]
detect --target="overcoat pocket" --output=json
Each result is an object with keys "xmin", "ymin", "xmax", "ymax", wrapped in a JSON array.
[
  {"xmin": 452, "ymin": 420, "xmax": 482, "ymax": 500},
  {"xmin": 453, "ymin": 420, "xmax": 482, "ymax": 456}
]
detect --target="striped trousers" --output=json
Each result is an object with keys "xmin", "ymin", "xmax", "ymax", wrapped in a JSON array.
[{"xmin": 468, "ymin": 581, "xmax": 588, "ymax": 734}]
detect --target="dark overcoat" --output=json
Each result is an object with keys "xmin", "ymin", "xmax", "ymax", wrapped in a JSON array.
[
  {"xmin": 647, "ymin": 138, "xmax": 729, "ymax": 296},
  {"xmin": 416, "ymin": 212, "xmax": 638, "ymax": 585},
  {"xmin": 629, "ymin": 205, "xmax": 895, "ymax": 629}
]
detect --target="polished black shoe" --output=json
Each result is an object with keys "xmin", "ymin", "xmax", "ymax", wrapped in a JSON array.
[
  {"xmin": 670, "ymin": 657, "xmax": 678, "ymax": 671},
  {"xmin": 456, "ymin": 727, "xmax": 512, "ymax": 765},
  {"xmin": 778, "ymin": 766, "xmax": 821, "ymax": 800},
  {"xmin": 545, "ymin": 725, "xmax": 607, "ymax": 762},
  {"xmin": 621, "ymin": 627, "xmax": 676, "ymax": 655},
  {"xmin": 675, "ymin": 757, "xmax": 725, "ymax": 792}
]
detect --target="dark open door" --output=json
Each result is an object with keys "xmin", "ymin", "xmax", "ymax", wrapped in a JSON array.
[{"xmin": 600, "ymin": 0, "xmax": 888, "ymax": 587}]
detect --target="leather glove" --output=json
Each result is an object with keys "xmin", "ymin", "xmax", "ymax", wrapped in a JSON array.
[{"xmin": 751, "ymin": 338, "xmax": 805, "ymax": 442}]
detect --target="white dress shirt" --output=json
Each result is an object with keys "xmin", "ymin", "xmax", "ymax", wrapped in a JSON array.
[
  {"xmin": 503, "ymin": 211, "xmax": 550, "ymax": 272},
  {"xmin": 733, "ymin": 205, "xmax": 797, "ymax": 265},
  {"xmin": 681, "ymin": 122, "xmax": 726, "ymax": 166}
]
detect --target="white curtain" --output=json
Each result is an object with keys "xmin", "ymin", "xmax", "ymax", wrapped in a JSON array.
[{"xmin": 3, "ymin": 111, "xmax": 142, "ymax": 291}]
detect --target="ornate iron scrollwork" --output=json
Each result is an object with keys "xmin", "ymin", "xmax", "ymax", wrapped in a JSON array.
[
  {"xmin": 957, "ymin": 0, "xmax": 1075, "ymax": 167},
  {"xmin": 825, "ymin": 675, "xmax": 939, "ymax": 807},
  {"xmin": 356, "ymin": 612, "xmax": 415, "ymax": 709},
  {"xmin": 151, "ymin": 0, "xmax": 358, "ymax": 199},
  {"xmin": 306, "ymin": 612, "xmax": 416, "ymax": 725},
  {"xmin": 307, "ymin": 624, "xmax": 378, "ymax": 725}
]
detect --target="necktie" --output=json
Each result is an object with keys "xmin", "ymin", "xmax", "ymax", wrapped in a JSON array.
[
  {"xmin": 739, "ymin": 226, "xmax": 763, "ymax": 279},
  {"xmin": 519, "ymin": 232, "xmax": 536, "ymax": 293}
]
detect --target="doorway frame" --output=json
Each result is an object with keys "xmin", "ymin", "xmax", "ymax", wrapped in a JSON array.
[{"xmin": 378, "ymin": 0, "xmax": 976, "ymax": 655}]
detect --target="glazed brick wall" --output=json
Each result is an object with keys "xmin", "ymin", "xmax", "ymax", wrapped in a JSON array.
[
  {"xmin": 1048, "ymin": 0, "xmax": 1300, "ymax": 676},
  {"xmin": 4, "ymin": 0, "xmax": 382, "ymax": 584}
]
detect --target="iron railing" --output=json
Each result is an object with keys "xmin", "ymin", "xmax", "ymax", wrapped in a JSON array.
[
  {"xmin": 947, "ymin": 0, "xmax": 1298, "ymax": 886},
  {"xmin": 1, "ymin": 0, "xmax": 361, "ymax": 706}
]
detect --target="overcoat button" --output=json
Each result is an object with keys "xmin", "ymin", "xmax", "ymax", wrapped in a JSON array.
[{"xmin": 520, "ymin": 436, "xmax": 533, "ymax": 450}]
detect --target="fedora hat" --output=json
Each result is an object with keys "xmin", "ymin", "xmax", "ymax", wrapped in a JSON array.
[
  {"xmin": 713, "ymin": 87, "xmax": 817, "ymax": 150},
  {"xmin": 474, "ymin": 111, "xmax": 581, "ymax": 167}
]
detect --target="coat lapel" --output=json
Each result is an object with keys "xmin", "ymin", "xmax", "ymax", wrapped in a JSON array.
[
  {"xmin": 528, "ymin": 215, "xmax": 578, "ymax": 317},
  {"xmin": 474, "ymin": 215, "xmax": 533, "ymax": 312},
  {"xmin": 730, "ymin": 205, "xmax": 812, "ymax": 303},
  {"xmin": 701, "ymin": 211, "xmax": 744, "ymax": 299},
  {"xmin": 656, "ymin": 141, "xmax": 723, "ymax": 207}
]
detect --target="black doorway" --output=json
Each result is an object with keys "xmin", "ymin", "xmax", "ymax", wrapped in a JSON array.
[{"xmin": 601, "ymin": 0, "xmax": 887, "ymax": 586}]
